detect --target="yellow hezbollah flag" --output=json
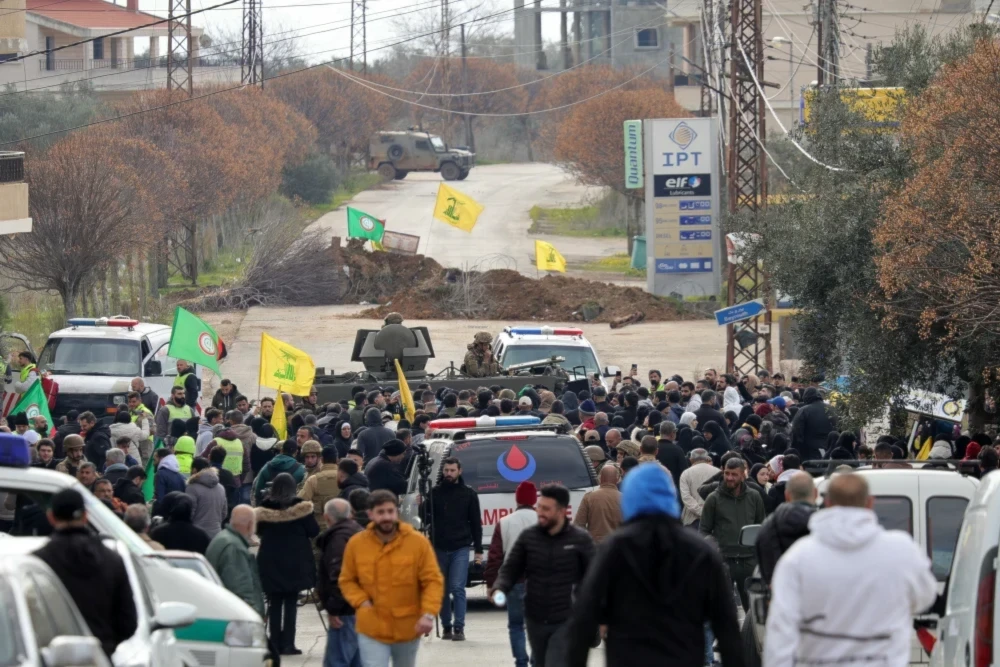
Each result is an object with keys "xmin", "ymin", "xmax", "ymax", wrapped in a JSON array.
[
  {"xmin": 394, "ymin": 359, "xmax": 416, "ymax": 423},
  {"xmin": 914, "ymin": 435, "xmax": 933, "ymax": 461},
  {"xmin": 535, "ymin": 240, "xmax": 566, "ymax": 273},
  {"xmin": 259, "ymin": 332, "xmax": 315, "ymax": 396},
  {"xmin": 271, "ymin": 391, "xmax": 288, "ymax": 440},
  {"xmin": 433, "ymin": 183, "xmax": 483, "ymax": 233}
]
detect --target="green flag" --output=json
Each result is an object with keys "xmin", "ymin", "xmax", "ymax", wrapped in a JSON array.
[
  {"xmin": 142, "ymin": 439, "xmax": 163, "ymax": 503},
  {"xmin": 346, "ymin": 207, "xmax": 385, "ymax": 242},
  {"xmin": 9, "ymin": 381, "xmax": 53, "ymax": 433},
  {"xmin": 167, "ymin": 307, "xmax": 223, "ymax": 376}
]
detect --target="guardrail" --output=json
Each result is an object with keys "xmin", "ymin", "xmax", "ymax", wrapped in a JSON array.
[{"xmin": 0, "ymin": 152, "xmax": 25, "ymax": 184}]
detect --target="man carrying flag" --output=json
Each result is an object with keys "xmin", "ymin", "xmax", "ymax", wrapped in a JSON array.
[
  {"xmin": 535, "ymin": 240, "xmax": 567, "ymax": 273},
  {"xmin": 394, "ymin": 359, "xmax": 416, "ymax": 423},
  {"xmin": 8, "ymin": 381, "xmax": 54, "ymax": 447}
]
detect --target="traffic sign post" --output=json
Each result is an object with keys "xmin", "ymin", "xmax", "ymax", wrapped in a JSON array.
[{"xmin": 714, "ymin": 299, "xmax": 765, "ymax": 326}]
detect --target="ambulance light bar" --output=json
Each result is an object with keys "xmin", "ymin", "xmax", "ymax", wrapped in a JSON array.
[
  {"xmin": 427, "ymin": 416, "xmax": 540, "ymax": 431},
  {"xmin": 505, "ymin": 327, "xmax": 583, "ymax": 336}
]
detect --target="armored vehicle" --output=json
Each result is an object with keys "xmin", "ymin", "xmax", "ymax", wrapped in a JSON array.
[{"xmin": 369, "ymin": 131, "xmax": 475, "ymax": 182}]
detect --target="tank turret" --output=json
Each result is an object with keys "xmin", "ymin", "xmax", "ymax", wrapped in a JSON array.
[{"xmin": 350, "ymin": 324, "xmax": 435, "ymax": 373}]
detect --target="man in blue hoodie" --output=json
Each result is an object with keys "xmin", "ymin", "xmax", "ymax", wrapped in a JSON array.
[{"xmin": 558, "ymin": 463, "xmax": 743, "ymax": 667}]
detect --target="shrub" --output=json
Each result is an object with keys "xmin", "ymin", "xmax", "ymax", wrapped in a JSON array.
[{"xmin": 281, "ymin": 153, "xmax": 339, "ymax": 205}]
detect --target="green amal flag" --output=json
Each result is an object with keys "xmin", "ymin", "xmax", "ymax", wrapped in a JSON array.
[
  {"xmin": 167, "ymin": 307, "xmax": 222, "ymax": 376},
  {"xmin": 9, "ymin": 381, "xmax": 53, "ymax": 433},
  {"xmin": 142, "ymin": 439, "xmax": 164, "ymax": 503},
  {"xmin": 346, "ymin": 207, "xmax": 385, "ymax": 242}
]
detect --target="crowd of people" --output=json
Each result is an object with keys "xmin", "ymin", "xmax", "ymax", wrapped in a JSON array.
[{"xmin": 0, "ymin": 354, "xmax": 985, "ymax": 667}]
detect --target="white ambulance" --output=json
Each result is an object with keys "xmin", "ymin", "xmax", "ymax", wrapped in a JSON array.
[
  {"xmin": 399, "ymin": 416, "xmax": 600, "ymax": 586},
  {"xmin": 491, "ymin": 326, "xmax": 617, "ymax": 390}
]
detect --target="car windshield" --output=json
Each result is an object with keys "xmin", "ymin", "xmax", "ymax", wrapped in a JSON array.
[
  {"xmin": 449, "ymin": 435, "xmax": 595, "ymax": 494},
  {"xmin": 501, "ymin": 345, "xmax": 600, "ymax": 376},
  {"xmin": 0, "ymin": 577, "xmax": 22, "ymax": 666},
  {"xmin": 157, "ymin": 556, "xmax": 217, "ymax": 582},
  {"xmin": 39, "ymin": 337, "xmax": 141, "ymax": 376},
  {"xmin": 430, "ymin": 136, "xmax": 447, "ymax": 152}
]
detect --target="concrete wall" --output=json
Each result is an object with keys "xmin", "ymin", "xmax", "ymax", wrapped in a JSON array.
[{"xmin": 0, "ymin": 0, "xmax": 26, "ymax": 54}]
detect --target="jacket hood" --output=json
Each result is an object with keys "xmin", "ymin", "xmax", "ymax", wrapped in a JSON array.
[
  {"xmin": 189, "ymin": 467, "xmax": 220, "ymax": 488},
  {"xmin": 702, "ymin": 421, "xmax": 729, "ymax": 445},
  {"xmin": 174, "ymin": 436, "xmax": 196, "ymax": 456},
  {"xmin": 198, "ymin": 422, "xmax": 215, "ymax": 435},
  {"xmin": 808, "ymin": 506, "xmax": 881, "ymax": 551},
  {"xmin": 764, "ymin": 410, "xmax": 790, "ymax": 427},
  {"xmin": 255, "ymin": 436, "xmax": 278, "ymax": 451},
  {"xmin": 561, "ymin": 391, "xmax": 579, "ymax": 412},
  {"xmin": 255, "ymin": 498, "xmax": 314, "ymax": 523},
  {"xmin": 159, "ymin": 454, "xmax": 180, "ymax": 473},
  {"xmin": 342, "ymin": 471, "xmax": 368, "ymax": 489},
  {"xmin": 215, "ymin": 427, "xmax": 239, "ymax": 440},
  {"xmin": 772, "ymin": 500, "xmax": 816, "ymax": 542},
  {"xmin": 42, "ymin": 528, "xmax": 107, "ymax": 578},
  {"xmin": 930, "ymin": 441, "xmax": 953, "ymax": 460},
  {"xmin": 802, "ymin": 387, "xmax": 823, "ymax": 404},
  {"xmin": 105, "ymin": 462, "xmax": 128, "ymax": 473},
  {"xmin": 621, "ymin": 463, "xmax": 680, "ymax": 521},
  {"xmin": 230, "ymin": 424, "xmax": 254, "ymax": 438},
  {"xmin": 270, "ymin": 454, "xmax": 301, "ymax": 472},
  {"xmin": 364, "ymin": 407, "xmax": 383, "ymax": 427}
]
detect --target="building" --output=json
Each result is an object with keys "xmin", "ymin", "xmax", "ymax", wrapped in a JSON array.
[
  {"xmin": 0, "ymin": 151, "xmax": 30, "ymax": 236},
  {"xmin": 0, "ymin": 0, "xmax": 236, "ymax": 93}
]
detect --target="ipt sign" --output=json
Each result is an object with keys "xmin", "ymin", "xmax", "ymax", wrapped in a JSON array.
[{"xmin": 661, "ymin": 121, "xmax": 705, "ymax": 168}]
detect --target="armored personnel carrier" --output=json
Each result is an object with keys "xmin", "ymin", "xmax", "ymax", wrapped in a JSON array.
[{"xmin": 312, "ymin": 321, "xmax": 576, "ymax": 404}]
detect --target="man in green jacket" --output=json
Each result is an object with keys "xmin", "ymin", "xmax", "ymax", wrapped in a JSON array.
[
  {"xmin": 250, "ymin": 440, "xmax": 305, "ymax": 505},
  {"xmin": 205, "ymin": 506, "xmax": 265, "ymax": 617},
  {"xmin": 700, "ymin": 457, "xmax": 765, "ymax": 612}
]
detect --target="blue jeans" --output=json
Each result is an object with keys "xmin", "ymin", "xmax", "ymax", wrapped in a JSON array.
[
  {"xmin": 435, "ymin": 548, "xmax": 469, "ymax": 632},
  {"xmin": 324, "ymin": 616, "xmax": 362, "ymax": 667},
  {"xmin": 704, "ymin": 623, "xmax": 714, "ymax": 666},
  {"xmin": 507, "ymin": 583, "xmax": 531, "ymax": 667},
  {"xmin": 357, "ymin": 634, "xmax": 419, "ymax": 667},
  {"xmin": 238, "ymin": 483, "xmax": 251, "ymax": 506}
]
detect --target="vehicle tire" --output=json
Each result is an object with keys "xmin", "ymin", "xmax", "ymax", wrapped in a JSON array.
[
  {"xmin": 387, "ymin": 144, "xmax": 406, "ymax": 160},
  {"xmin": 742, "ymin": 614, "xmax": 762, "ymax": 667},
  {"xmin": 440, "ymin": 162, "xmax": 461, "ymax": 181},
  {"xmin": 394, "ymin": 170, "xmax": 409, "ymax": 180},
  {"xmin": 377, "ymin": 163, "xmax": 397, "ymax": 181},
  {"xmin": 457, "ymin": 169, "xmax": 469, "ymax": 180}
]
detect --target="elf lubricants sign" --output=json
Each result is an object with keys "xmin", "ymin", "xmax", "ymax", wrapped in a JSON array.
[{"xmin": 644, "ymin": 118, "xmax": 721, "ymax": 299}]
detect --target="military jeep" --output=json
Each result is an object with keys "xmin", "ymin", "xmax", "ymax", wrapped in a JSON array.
[{"xmin": 369, "ymin": 130, "xmax": 475, "ymax": 182}]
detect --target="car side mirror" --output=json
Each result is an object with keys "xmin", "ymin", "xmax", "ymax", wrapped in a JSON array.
[
  {"xmin": 41, "ymin": 636, "xmax": 111, "ymax": 667},
  {"xmin": 739, "ymin": 524, "xmax": 761, "ymax": 547},
  {"xmin": 152, "ymin": 601, "xmax": 197, "ymax": 632},
  {"xmin": 144, "ymin": 359, "xmax": 162, "ymax": 376},
  {"xmin": 604, "ymin": 366, "xmax": 620, "ymax": 377}
]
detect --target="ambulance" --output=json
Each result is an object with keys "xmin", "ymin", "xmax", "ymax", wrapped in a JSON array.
[
  {"xmin": 491, "ymin": 327, "xmax": 617, "ymax": 390},
  {"xmin": 399, "ymin": 416, "xmax": 600, "ymax": 586}
]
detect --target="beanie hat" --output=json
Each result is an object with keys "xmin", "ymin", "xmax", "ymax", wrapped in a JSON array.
[
  {"xmin": 621, "ymin": 462, "xmax": 680, "ymax": 521},
  {"xmin": 579, "ymin": 399, "xmax": 597, "ymax": 416},
  {"xmin": 514, "ymin": 481, "xmax": 537, "ymax": 507},
  {"xmin": 382, "ymin": 439, "xmax": 406, "ymax": 456}
]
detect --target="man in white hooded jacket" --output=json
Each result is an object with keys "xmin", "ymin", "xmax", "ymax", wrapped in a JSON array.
[{"xmin": 764, "ymin": 473, "xmax": 937, "ymax": 667}]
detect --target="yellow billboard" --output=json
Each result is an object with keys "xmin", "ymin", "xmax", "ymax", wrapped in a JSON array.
[{"xmin": 800, "ymin": 87, "xmax": 906, "ymax": 127}]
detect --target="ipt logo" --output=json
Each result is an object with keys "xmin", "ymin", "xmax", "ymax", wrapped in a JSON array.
[
  {"xmin": 669, "ymin": 121, "xmax": 698, "ymax": 149},
  {"xmin": 198, "ymin": 332, "xmax": 216, "ymax": 357}
]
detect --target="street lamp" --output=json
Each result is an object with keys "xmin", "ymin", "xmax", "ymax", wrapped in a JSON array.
[{"xmin": 770, "ymin": 36, "xmax": 795, "ymax": 126}]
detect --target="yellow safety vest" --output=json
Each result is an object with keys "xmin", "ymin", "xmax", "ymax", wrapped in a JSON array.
[
  {"xmin": 19, "ymin": 364, "xmax": 37, "ymax": 383},
  {"xmin": 172, "ymin": 372, "xmax": 189, "ymax": 390},
  {"xmin": 215, "ymin": 436, "xmax": 244, "ymax": 476},
  {"xmin": 131, "ymin": 406, "xmax": 153, "ymax": 423},
  {"xmin": 166, "ymin": 403, "xmax": 193, "ymax": 422}
]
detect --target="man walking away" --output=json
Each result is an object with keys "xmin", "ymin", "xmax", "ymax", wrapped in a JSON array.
[
  {"xmin": 339, "ymin": 490, "xmax": 444, "ymax": 667},
  {"xmin": 573, "ymin": 465, "xmax": 622, "ymax": 544},
  {"xmin": 679, "ymin": 449, "xmax": 719, "ymax": 529},
  {"xmin": 790, "ymin": 387, "xmax": 837, "ymax": 461},
  {"xmin": 491, "ymin": 484, "xmax": 595, "ymax": 667},
  {"xmin": 656, "ymin": 422, "xmax": 689, "ymax": 487},
  {"xmin": 205, "ymin": 505, "xmax": 265, "ymax": 618},
  {"xmin": 34, "ymin": 489, "xmax": 138, "ymax": 657},
  {"xmin": 765, "ymin": 473, "xmax": 937, "ymax": 667},
  {"xmin": 700, "ymin": 457, "xmax": 765, "ymax": 611},
  {"xmin": 559, "ymin": 464, "xmax": 743, "ymax": 667},
  {"xmin": 484, "ymin": 482, "xmax": 537, "ymax": 667},
  {"xmin": 318, "ymin": 498, "xmax": 364, "ymax": 667},
  {"xmin": 302, "ymin": 447, "xmax": 342, "ymax": 529},
  {"xmin": 423, "ymin": 457, "xmax": 482, "ymax": 641},
  {"xmin": 755, "ymin": 471, "xmax": 816, "ymax": 585}
]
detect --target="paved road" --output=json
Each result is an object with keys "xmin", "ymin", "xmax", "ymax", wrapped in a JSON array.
[
  {"xmin": 308, "ymin": 164, "xmax": 623, "ymax": 274},
  {"xmin": 219, "ymin": 305, "xmax": 728, "ymax": 402},
  {"xmin": 285, "ymin": 594, "xmax": 606, "ymax": 667}
]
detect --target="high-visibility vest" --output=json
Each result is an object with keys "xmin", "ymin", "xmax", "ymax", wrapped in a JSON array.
[
  {"xmin": 19, "ymin": 364, "xmax": 37, "ymax": 383},
  {"xmin": 131, "ymin": 406, "xmax": 153, "ymax": 423},
  {"xmin": 166, "ymin": 403, "xmax": 193, "ymax": 422},
  {"xmin": 172, "ymin": 373, "xmax": 189, "ymax": 390},
  {"xmin": 215, "ymin": 437, "xmax": 244, "ymax": 476}
]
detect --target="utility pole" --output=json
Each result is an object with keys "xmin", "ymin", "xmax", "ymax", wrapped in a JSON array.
[
  {"xmin": 441, "ymin": 0, "xmax": 450, "ymax": 59},
  {"xmin": 349, "ymin": 0, "xmax": 366, "ymax": 71},
  {"xmin": 725, "ymin": 0, "xmax": 772, "ymax": 375},
  {"xmin": 699, "ymin": 0, "xmax": 715, "ymax": 117},
  {"xmin": 816, "ymin": 0, "xmax": 838, "ymax": 85},
  {"xmin": 241, "ymin": 0, "xmax": 263, "ymax": 86},
  {"xmin": 166, "ymin": 0, "xmax": 192, "ymax": 95},
  {"xmin": 461, "ymin": 23, "xmax": 474, "ymax": 151}
]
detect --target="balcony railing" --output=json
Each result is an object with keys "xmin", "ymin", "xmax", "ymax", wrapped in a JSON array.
[
  {"xmin": 0, "ymin": 152, "xmax": 25, "ymax": 184},
  {"xmin": 38, "ymin": 56, "xmax": 240, "ymax": 72}
]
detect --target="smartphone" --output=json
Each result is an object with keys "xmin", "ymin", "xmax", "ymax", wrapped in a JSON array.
[
  {"xmin": 615, "ymin": 370, "xmax": 622, "ymax": 378},
  {"xmin": 631, "ymin": 363, "xmax": 638, "ymax": 373}
]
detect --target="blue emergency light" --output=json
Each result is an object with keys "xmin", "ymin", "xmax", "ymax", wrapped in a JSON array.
[
  {"xmin": 506, "ymin": 327, "xmax": 583, "ymax": 336},
  {"xmin": 427, "ymin": 416, "xmax": 541, "ymax": 431},
  {"xmin": 0, "ymin": 433, "xmax": 31, "ymax": 468},
  {"xmin": 68, "ymin": 317, "xmax": 140, "ymax": 328}
]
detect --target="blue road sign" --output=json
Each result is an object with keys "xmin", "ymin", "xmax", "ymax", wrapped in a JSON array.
[{"xmin": 714, "ymin": 299, "xmax": 766, "ymax": 326}]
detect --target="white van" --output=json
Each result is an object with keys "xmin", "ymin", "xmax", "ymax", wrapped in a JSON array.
[
  {"xmin": 399, "ymin": 416, "xmax": 598, "ymax": 586},
  {"xmin": 1, "ymin": 317, "xmax": 202, "ymax": 420},
  {"xmin": 931, "ymin": 471, "xmax": 1000, "ymax": 667}
]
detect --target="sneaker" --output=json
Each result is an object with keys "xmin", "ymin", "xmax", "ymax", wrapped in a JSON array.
[
  {"xmin": 452, "ymin": 631, "xmax": 466, "ymax": 641},
  {"xmin": 442, "ymin": 628, "xmax": 453, "ymax": 640}
]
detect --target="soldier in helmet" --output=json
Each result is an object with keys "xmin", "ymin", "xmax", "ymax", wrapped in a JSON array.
[
  {"xmin": 300, "ymin": 440, "xmax": 324, "ymax": 481},
  {"xmin": 464, "ymin": 332, "xmax": 500, "ymax": 377},
  {"xmin": 383, "ymin": 312, "xmax": 404, "ymax": 326}
]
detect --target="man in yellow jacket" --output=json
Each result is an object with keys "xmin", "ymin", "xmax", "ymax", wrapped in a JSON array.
[{"xmin": 339, "ymin": 489, "xmax": 443, "ymax": 667}]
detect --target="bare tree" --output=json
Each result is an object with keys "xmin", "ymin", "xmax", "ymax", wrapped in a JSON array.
[
  {"xmin": 203, "ymin": 21, "xmax": 304, "ymax": 72},
  {"xmin": 389, "ymin": 0, "xmax": 506, "ymax": 57}
]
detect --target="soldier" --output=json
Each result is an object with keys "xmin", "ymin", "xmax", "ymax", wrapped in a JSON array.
[
  {"xmin": 383, "ymin": 312, "xmax": 404, "ymax": 326},
  {"xmin": 464, "ymin": 332, "xmax": 500, "ymax": 378},
  {"xmin": 300, "ymin": 440, "xmax": 324, "ymax": 482}
]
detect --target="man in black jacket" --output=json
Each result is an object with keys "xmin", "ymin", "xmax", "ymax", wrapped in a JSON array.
[
  {"xmin": 694, "ymin": 390, "xmax": 728, "ymax": 432},
  {"xmin": 756, "ymin": 471, "xmax": 816, "ymax": 584},
  {"xmin": 317, "ymin": 498, "xmax": 364, "ymax": 667},
  {"xmin": 790, "ymin": 386, "xmax": 837, "ymax": 460},
  {"xmin": 558, "ymin": 464, "xmax": 742, "ymax": 667},
  {"xmin": 355, "ymin": 407, "xmax": 395, "ymax": 463},
  {"xmin": 79, "ymin": 411, "xmax": 112, "ymax": 472},
  {"xmin": 491, "ymin": 484, "xmax": 594, "ymax": 666},
  {"xmin": 113, "ymin": 466, "xmax": 148, "ymax": 506},
  {"xmin": 363, "ymin": 440, "xmax": 408, "ymax": 496},
  {"xmin": 52, "ymin": 410, "xmax": 80, "ymax": 459},
  {"xmin": 655, "ymin": 422, "xmax": 689, "ymax": 487},
  {"xmin": 34, "ymin": 489, "xmax": 137, "ymax": 657},
  {"xmin": 424, "ymin": 456, "xmax": 483, "ymax": 641}
]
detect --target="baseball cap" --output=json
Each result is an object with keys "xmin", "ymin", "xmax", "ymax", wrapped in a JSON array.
[
  {"xmin": 518, "ymin": 396, "xmax": 532, "ymax": 408},
  {"xmin": 50, "ymin": 489, "xmax": 85, "ymax": 521}
]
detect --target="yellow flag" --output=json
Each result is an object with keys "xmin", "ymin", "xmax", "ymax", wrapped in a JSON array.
[
  {"xmin": 259, "ymin": 332, "xmax": 315, "ymax": 396},
  {"xmin": 433, "ymin": 183, "xmax": 484, "ymax": 233},
  {"xmin": 371, "ymin": 240, "xmax": 385, "ymax": 251},
  {"xmin": 535, "ymin": 240, "xmax": 567, "ymax": 273},
  {"xmin": 394, "ymin": 359, "xmax": 416, "ymax": 423},
  {"xmin": 271, "ymin": 391, "xmax": 288, "ymax": 440}
]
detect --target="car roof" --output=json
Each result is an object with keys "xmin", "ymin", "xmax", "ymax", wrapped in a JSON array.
[
  {"xmin": 497, "ymin": 332, "xmax": 593, "ymax": 346},
  {"xmin": 0, "ymin": 551, "xmax": 51, "ymax": 576},
  {"xmin": 48, "ymin": 322, "xmax": 169, "ymax": 340},
  {"xmin": 816, "ymin": 468, "xmax": 979, "ymax": 497}
]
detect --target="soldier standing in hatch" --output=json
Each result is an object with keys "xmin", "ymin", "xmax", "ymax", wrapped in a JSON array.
[
  {"xmin": 383, "ymin": 312, "xmax": 404, "ymax": 327},
  {"xmin": 464, "ymin": 332, "xmax": 500, "ymax": 378}
]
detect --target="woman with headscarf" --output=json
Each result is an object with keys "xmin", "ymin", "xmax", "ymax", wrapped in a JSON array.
[
  {"xmin": 676, "ymin": 414, "xmax": 698, "ymax": 453},
  {"xmin": 538, "ymin": 390, "xmax": 556, "ymax": 415},
  {"xmin": 149, "ymin": 492, "xmax": 210, "ymax": 553},
  {"xmin": 823, "ymin": 432, "xmax": 841, "ymax": 459},
  {"xmin": 332, "ymin": 421, "xmax": 353, "ymax": 458},
  {"xmin": 955, "ymin": 435, "xmax": 972, "ymax": 460},
  {"xmin": 769, "ymin": 433, "xmax": 790, "ymax": 455},
  {"xmin": 701, "ymin": 421, "xmax": 731, "ymax": 467},
  {"xmin": 964, "ymin": 441, "xmax": 982, "ymax": 462},
  {"xmin": 255, "ymin": 472, "xmax": 319, "ymax": 656},
  {"xmin": 828, "ymin": 432, "xmax": 857, "ymax": 460},
  {"xmin": 724, "ymin": 410, "xmax": 740, "ymax": 434},
  {"xmin": 562, "ymin": 391, "xmax": 581, "ymax": 426}
]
